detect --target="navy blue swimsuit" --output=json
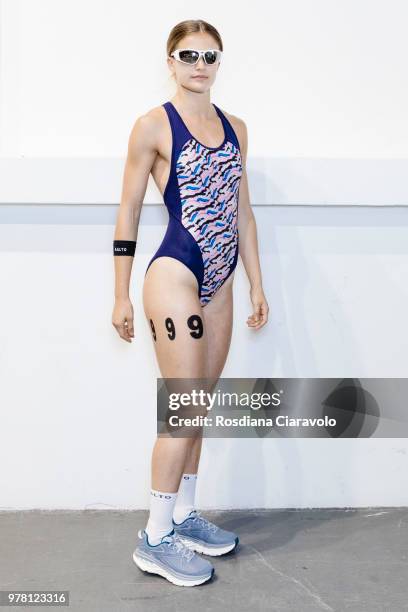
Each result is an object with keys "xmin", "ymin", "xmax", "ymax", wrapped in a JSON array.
[{"xmin": 145, "ymin": 101, "xmax": 243, "ymax": 307}]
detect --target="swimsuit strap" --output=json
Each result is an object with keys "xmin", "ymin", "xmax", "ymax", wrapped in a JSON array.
[
  {"xmin": 162, "ymin": 101, "xmax": 191, "ymax": 152},
  {"xmin": 212, "ymin": 104, "xmax": 240, "ymax": 150},
  {"xmin": 163, "ymin": 101, "xmax": 240, "ymax": 151}
]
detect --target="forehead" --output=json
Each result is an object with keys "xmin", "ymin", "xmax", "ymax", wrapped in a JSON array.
[{"xmin": 177, "ymin": 32, "xmax": 219, "ymax": 50}]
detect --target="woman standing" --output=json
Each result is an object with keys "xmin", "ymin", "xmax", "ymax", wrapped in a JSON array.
[{"xmin": 112, "ymin": 19, "xmax": 268, "ymax": 587}]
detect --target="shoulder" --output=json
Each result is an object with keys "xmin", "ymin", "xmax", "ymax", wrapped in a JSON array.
[
  {"xmin": 128, "ymin": 104, "xmax": 168, "ymax": 152},
  {"xmin": 219, "ymin": 108, "xmax": 248, "ymax": 149}
]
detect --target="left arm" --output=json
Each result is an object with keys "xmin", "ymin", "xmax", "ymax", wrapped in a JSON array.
[{"xmin": 233, "ymin": 117, "xmax": 269, "ymax": 330}]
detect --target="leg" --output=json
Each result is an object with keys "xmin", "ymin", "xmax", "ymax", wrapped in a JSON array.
[
  {"xmin": 132, "ymin": 257, "xmax": 215, "ymax": 586},
  {"xmin": 182, "ymin": 271, "xmax": 235, "ymax": 475},
  {"xmin": 170, "ymin": 274, "xmax": 240, "ymax": 555},
  {"xmin": 143, "ymin": 256, "xmax": 208, "ymax": 494}
]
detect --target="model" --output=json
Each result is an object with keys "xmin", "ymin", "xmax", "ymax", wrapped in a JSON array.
[{"xmin": 112, "ymin": 19, "xmax": 269, "ymax": 587}]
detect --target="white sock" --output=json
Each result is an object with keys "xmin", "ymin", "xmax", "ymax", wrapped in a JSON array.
[
  {"xmin": 145, "ymin": 489, "xmax": 178, "ymax": 545},
  {"xmin": 173, "ymin": 473, "xmax": 198, "ymax": 525}
]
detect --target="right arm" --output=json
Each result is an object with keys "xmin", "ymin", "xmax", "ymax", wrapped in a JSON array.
[{"xmin": 112, "ymin": 113, "xmax": 158, "ymax": 342}]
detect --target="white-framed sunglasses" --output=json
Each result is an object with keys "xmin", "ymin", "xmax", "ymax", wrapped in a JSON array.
[{"xmin": 169, "ymin": 48, "xmax": 222, "ymax": 66}]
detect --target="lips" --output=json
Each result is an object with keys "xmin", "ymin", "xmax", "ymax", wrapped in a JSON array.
[{"xmin": 192, "ymin": 76, "xmax": 207, "ymax": 79}]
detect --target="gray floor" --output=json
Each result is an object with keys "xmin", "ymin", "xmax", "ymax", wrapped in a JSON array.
[{"xmin": 0, "ymin": 508, "xmax": 407, "ymax": 612}]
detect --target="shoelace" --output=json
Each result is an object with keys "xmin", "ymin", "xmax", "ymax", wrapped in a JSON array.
[
  {"xmin": 166, "ymin": 533, "xmax": 195, "ymax": 561},
  {"xmin": 138, "ymin": 529, "xmax": 194, "ymax": 561},
  {"xmin": 189, "ymin": 511, "xmax": 218, "ymax": 533}
]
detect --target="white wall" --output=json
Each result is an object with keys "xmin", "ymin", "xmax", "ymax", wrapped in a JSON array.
[
  {"xmin": 1, "ymin": 0, "xmax": 408, "ymax": 510},
  {"xmin": 1, "ymin": 0, "xmax": 407, "ymax": 159},
  {"xmin": 1, "ymin": 207, "xmax": 408, "ymax": 510}
]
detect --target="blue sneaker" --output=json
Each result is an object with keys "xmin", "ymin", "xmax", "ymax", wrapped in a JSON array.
[
  {"xmin": 132, "ymin": 528, "xmax": 215, "ymax": 587},
  {"xmin": 173, "ymin": 510, "xmax": 239, "ymax": 556}
]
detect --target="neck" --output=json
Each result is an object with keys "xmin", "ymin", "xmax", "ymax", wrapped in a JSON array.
[{"xmin": 171, "ymin": 90, "xmax": 213, "ymax": 119}]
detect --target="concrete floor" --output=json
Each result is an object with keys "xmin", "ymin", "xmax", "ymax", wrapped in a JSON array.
[{"xmin": 0, "ymin": 508, "xmax": 407, "ymax": 611}]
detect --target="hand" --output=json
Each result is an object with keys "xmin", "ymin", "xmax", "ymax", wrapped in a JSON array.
[
  {"xmin": 247, "ymin": 286, "xmax": 269, "ymax": 330},
  {"xmin": 112, "ymin": 297, "xmax": 135, "ymax": 343}
]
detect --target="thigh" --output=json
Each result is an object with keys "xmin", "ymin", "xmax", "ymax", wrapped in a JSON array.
[
  {"xmin": 143, "ymin": 256, "xmax": 208, "ymax": 378},
  {"xmin": 202, "ymin": 272, "xmax": 235, "ymax": 381}
]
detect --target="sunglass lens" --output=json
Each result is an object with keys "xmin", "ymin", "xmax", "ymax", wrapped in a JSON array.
[
  {"xmin": 179, "ymin": 50, "xmax": 199, "ymax": 64},
  {"xmin": 204, "ymin": 51, "xmax": 218, "ymax": 64}
]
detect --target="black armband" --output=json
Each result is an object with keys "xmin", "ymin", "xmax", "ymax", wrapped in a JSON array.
[{"xmin": 113, "ymin": 240, "xmax": 136, "ymax": 256}]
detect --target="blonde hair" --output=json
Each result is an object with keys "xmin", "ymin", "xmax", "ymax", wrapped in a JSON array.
[{"xmin": 166, "ymin": 19, "xmax": 223, "ymax": 57}]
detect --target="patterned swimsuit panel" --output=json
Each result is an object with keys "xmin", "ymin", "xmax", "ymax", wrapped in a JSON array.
[{"xmin": 145, "ymin": 101, "xmax": 243, "ymax": 307}]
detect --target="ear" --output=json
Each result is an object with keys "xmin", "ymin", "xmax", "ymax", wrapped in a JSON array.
[{"xmin": 167, "ymin": 56, "xmax": 175, "ymax": 76}]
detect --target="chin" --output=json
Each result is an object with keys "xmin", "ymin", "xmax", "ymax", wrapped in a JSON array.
[{"xmin": 190, "ymin": 80, "xmax": 210, "ymax": 90}]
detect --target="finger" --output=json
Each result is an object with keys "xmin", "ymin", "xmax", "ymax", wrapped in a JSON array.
[
  {"xmin": 113, "ymin": 321, "xmax": 126, "ymax": 337},
  {"xmin": 248, "ymin": 300, "xmax": 268, "ymax": 327},
  {"xmin": 249, "ymin": 309, "xmax": 261, "ymax": 321},
  {"xmin": 119, "ymin": 323, "xmax": 132, "ymax": 342},
  {"xmin": 257, "ymin": 305, "xmax": 269, "ymax": 327},
  {"xmin": 247, "ymin": 319, "xmax": 260, "ymax": 328},
  {"xmin": 262, "ymin": 303, "xmax": 269, "ymax": 323},
  {"xmin": 253, "ymin": 304, "xmax": 262, "ymax": 322},
  {"xmin": 127, "ymin": 319, "xmax": 135, "ymax": 337},
  {"xmin": 250, "ymin": 305, "xmax": 268, "ymax": 329},
  {"xmin": 124, "ymin": 322, "xmax": 133, "ymax": 342},
  {"xmin": 112, "ymin": 319, "xmax": 131, "ymax": 341}
]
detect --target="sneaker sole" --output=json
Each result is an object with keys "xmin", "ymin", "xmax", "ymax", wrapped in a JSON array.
[
  {"xmin": 178, "ymin": 535, "xmax": 239, "ymax": 556},
  {"xmin": 132, "ymin": 552, "xmax": 214, "ymax": 587}
]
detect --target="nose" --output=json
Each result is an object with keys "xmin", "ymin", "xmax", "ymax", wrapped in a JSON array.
[{"xmin": 196, "ymin": 55, "xmax": 206, "ymax": 68}]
